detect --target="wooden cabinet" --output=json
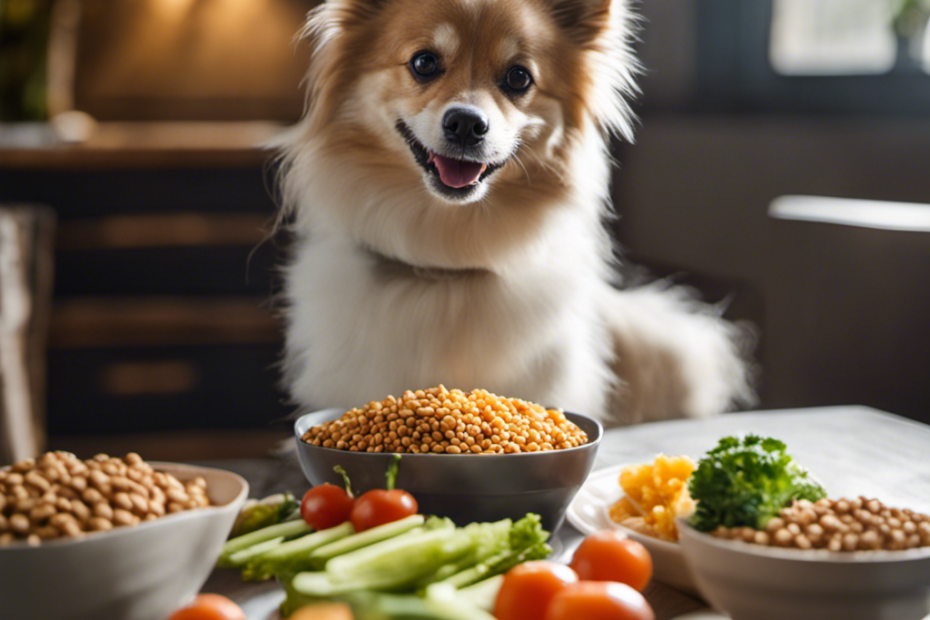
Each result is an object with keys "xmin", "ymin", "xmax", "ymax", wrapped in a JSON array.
[{"xmin": 0, "ymin": 138, "xmax": 292, "ymax": 446}]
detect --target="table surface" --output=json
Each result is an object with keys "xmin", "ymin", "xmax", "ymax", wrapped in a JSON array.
[{"xmin": 201, "ymin": 405, "xmax": 930, "ymax": 620}]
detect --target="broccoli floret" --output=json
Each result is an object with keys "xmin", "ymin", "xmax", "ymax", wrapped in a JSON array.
[{"xmin": 688, "ymin": 435, "xmax": 827, "ymax": 532}]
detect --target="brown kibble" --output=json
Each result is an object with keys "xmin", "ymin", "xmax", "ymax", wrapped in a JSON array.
[
  {"xmin": 820, "ymin": 515, "xmax": 845, "ymax": 532},
  {"xmin": 71, "ymin": 500, "xmax": 91, "ymax": 523},
  {"xmin": 860, "ymin": 530, "xmax": 881, "ymax": 550},
  {"xmin": 89, "ymin": 517, "xmax": 113, "ymax": 532},
  {"xmin": 29, "ymin": 503, "xmax": 56, "ymax": 523},
  {"xmin": 10, "ymin": 514, "xmax": 29, "ymax": 535},
  {"xmin": 300, "ymin": 387, "xmax": 586, "ymax": 455},
  {"xmin": 737, "ymin": 496, "xmax": 930, "ymax": 552},
  {"xmin": 1, "ymin": 450, "xmax": 212, "ymax": 543},
  {"xmin": 806, "ymin": 523, "xmax": 824, "ymax": 544},
  {"xmin": 774, "ymin": 528, "xmax": 793, "ymax": 546},
  {"xmin": 24, "ymin": 471, "xmax": 51, "ymax": 493},
  {"xmin": 36, "ymin": 525, "xmax": 60, "ymax": 540},
  {"xmin": 113, "ymin": 492, "xmax": 133, "ymax": 512}
]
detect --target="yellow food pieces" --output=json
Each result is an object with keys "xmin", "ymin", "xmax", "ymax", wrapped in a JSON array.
[{"xmin": 609, "ymin": 454, "xmax": 696, "ymax": 541}]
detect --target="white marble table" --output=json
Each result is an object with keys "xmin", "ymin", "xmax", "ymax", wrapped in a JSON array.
[{"xmin": 202, "ymin": 405, "xmax": 930, "ymax": 620}]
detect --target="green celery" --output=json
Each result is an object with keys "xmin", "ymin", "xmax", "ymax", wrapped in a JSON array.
[
  {"xmin": 225, "ymin": 536, "xmax": 285, "ymax": 568},
  {"xmin": 325, "ymin": 527, "xmax": 469, "ymax": 588},
  {"xmin": 424, "ymin": 514, "xmax": 551, "ymax": 589},
  {"xmin": 218, "ymin": 519, "xmax": 311, "ymax": 567},
  {"xmin": 452, "ymin": 575, "xmax": 504, "ymax": 612},
  {"xmin": 243, "ymin": 521, "xmax": 355, "ymax": 580},
  {"xmin": 307, "ymin": 514, "xmax": 426, "ymax": 565}
]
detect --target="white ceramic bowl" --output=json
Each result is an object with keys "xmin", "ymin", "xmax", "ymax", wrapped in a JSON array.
[
  {"xmin": 677, "ymin": 520, "xmax": 930, "ymax": 620},
  {"xmin": 0, "ymin": 462, "xmax": 248, "ymax": 620}
]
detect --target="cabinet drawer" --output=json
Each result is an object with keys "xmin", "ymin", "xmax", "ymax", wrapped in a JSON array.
[{"xmin": 46, "ymin": 344, "xmax": 291, "ymax": 435}]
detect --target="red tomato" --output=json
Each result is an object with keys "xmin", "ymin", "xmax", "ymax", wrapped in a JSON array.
[
  {"xmin": 494, "ymin": 561, "xmax": 579, "ymax": 620},
  {"xmin": 167, "ymin": 594, "xmax": 247, "ymax": 620},
  {"xmin": 349, "ymin": 489, "xmax": 418, "ymax": 531},
  {"xmin": 545, "ymin": 581, "xmax": 655, "ymax": 620},
  {"xmin": 300, "ymin": 484, "xmax": 355, "ymax": 530},
  {"xmin": 570, "ymin": 531, "xmax": 653, "ymax": 592}
]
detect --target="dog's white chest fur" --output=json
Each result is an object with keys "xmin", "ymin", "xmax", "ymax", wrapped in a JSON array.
[{"xmin": 284, "ymin": 230, "xmax": 615, "ymax": 416}]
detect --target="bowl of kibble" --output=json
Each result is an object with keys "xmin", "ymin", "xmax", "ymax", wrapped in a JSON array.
[
  {"xmin": 0, "ymin": 451, "xmax": 248, "ymax": 620},
  {"xmin": 295, "ymin": 386, "xmax": 602, "ymax": 532},
  {"xmin": 674, "ymin": 435, "xmax": 930, "ymax": 620},
  {"xmin": 678, "ymin": 501, "xmax": 930, "ymax": 620}
]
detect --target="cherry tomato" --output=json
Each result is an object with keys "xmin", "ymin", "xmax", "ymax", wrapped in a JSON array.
[
  {"xmin": 300, "ymin": 484, "xmax": 355, "ymax": 530},
  {"xmin": 349, "ymin": 489, "xmax": 418, "ymax": 531},
  {"xmin": 494, "ymin": 561, "xmax": 579, "ymax": 620},
  {"xmin": 545, "ymin": 581, "xmax": 655, "ymax": 620},
  {"xmin": 167, "ymin": 594, "xmax": 247, "ymax": 620},
  {"xmin": 570, "ymin": 531, "xmax": 653, "ymax": 592}
]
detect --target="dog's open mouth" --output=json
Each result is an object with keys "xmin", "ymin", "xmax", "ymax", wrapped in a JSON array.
[
  {"xmin": 396, "ymin": 122, "xmax": 502, "ymax": 197},
  {"xmin": 426, "ymin": 152, "xmax": 487, "ymax": 189}
]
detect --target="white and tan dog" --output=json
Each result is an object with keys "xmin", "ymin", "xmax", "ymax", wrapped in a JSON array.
[{"xmin": 275, "ymin": 0, "xmax": 753, "ymax": 425}]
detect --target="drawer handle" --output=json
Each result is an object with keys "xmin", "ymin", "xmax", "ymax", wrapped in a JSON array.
[{"xmin": 99, "ymin": 361, "xmax": 200, "ymax": 396}]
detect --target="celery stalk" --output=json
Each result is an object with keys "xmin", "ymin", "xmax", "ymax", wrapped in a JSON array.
[
  {"xmin": 226, "ymin": 536, "xmax": 285, "ymax": 568},
  {"xmin": 307, "ymin": 514, "xmax": 425, "ymax": 564},
  {"xmin": 243, "ymin": 521, "xmax": 355, "ymax": 580},
  {"xmin": 218, "ymin": 520, "xmax": 311, "ymax": 567}
]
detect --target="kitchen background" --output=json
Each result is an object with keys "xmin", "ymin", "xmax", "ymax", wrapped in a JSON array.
[{"xmin": 1, "ymin": 0, "xmax": 928, "ymax": 461}]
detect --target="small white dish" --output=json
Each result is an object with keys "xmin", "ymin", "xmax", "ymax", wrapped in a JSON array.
[
  {"xmin": 677, "ymin": 519, "xmax": 930, "ymax": 620},
  {"xmin": 0, "ymin": 462, "xmax": 248, "ymax": 620},
  {"xmin": 566, "ymin": 463, "xmax": 696, "ymax": 592}
]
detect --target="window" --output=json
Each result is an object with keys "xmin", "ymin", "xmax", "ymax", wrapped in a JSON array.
[
  {"xmin": 694, "ymin": 0, "xmax": 930, "ymax": 115},
  {"xmin": 770, "ymin": 0, "xmax": 898, "ymax": 75}
]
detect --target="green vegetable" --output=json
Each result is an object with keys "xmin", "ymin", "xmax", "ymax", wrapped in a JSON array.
[
  {"xmin": 307, "ymin": 514, "xmax": 426, "ymax": 565},
  {"xmin": 229, "ymin": 492, "xmax": 298, "ymax": 538},
  {"xmin": 218, "ymin": 519, "xmax": 311, "ymax": 567},
  {"xmin": 282, "ymin": 589, "xmax": 497, "ymax": 620},
  {"xmin": 242, "ymin": 521, "xmax": 356, "ymax": 581},
  {"xmin": 425, "ymin": 514, "xmax": 550, "ymax": 590},
  {"xmin": 688, "ymin": 434, "xmax": 827, "ymax": 531},
  {"xmin": 225, "ymin": 536, "xmax": 286, "ymax": 568},
  {"xmin": 428, "ymin": 576, "xmax": 503, "ymax": 613},
  {"xmin": 290, "ymin": 515, "xmax": 550, "ymax": 601}
]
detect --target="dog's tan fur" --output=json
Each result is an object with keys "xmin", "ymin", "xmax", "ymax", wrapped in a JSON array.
[{"xmin": 276, "ymin": 0, "xmax": 753, "ymax": 425}]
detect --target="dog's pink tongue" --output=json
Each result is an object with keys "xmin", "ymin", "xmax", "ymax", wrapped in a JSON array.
[{"xmin": 432, "ymin": 154, "xmax": 485, "ymax": 188}]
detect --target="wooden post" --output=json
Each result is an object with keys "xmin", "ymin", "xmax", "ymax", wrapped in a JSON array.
[{"xmin": 0, "ymin": 206, "xmax": 55, "ymax": 465}]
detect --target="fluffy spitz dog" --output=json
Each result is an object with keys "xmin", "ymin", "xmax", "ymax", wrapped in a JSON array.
[{"xmin": 276, "ymin": 0, "xmax": 752, "ymax": 425}]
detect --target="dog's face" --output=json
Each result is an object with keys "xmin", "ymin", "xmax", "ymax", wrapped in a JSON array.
[
  {"xmin": 383, "ymin": 4, "xmax": 553, "ymax": 204},
  {"xmin": 284, "ymin": 0, "xmax": 635, "ymax": 267},
  {"xmin": 299, "ymin": 0, "xmax": 632, "ymax": 203}
]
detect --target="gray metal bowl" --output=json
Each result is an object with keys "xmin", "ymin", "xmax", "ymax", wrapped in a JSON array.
[{"xmin": 294, "ymin": 409, "xmax": 602, "ymax": 533}]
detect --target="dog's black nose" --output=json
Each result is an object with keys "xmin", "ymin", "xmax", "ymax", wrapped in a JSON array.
[{"xmin": 443, "ymin": 107, "xmax": 489, "ymax": 147}]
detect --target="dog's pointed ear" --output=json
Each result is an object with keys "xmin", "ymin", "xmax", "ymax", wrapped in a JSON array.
[{"xmin": 549, "ymin": 0, "xmax": 613, "ymax": 45}]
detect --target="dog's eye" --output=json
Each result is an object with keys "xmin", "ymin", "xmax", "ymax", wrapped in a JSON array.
[
  {"xmin": 503, "ymin": 66, "xmax": 533, "ymax": 94},
  {"xmin": 410, "ymin": 51, "xmax": 440, "ymax": 81}
]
